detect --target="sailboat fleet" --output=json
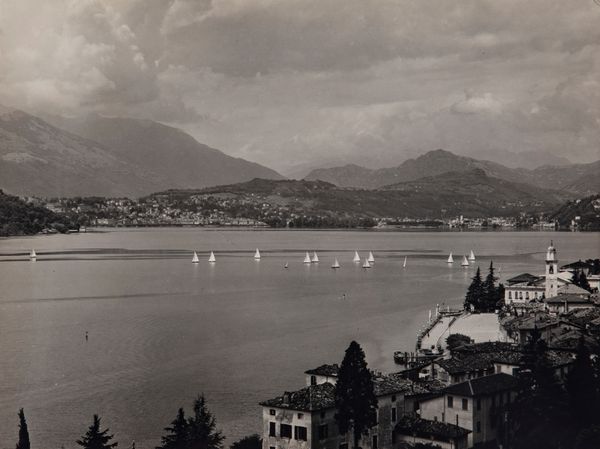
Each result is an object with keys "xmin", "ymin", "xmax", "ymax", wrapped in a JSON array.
[{"xmin": 178, "ymin": 247, "xmax": 478, "ymax": 269}]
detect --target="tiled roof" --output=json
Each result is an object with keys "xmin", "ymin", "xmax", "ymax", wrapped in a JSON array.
[
  {"xmin": 493, "ymin": 350, "xmax": 574, "ymax": 368},
  {"xmin": 305, "ymin": 364, "xmax": 339, "ymax": 377},
  {"xmin": 452, "ymin": 341, "xmax": 517, "ymax": 355},
  {"xmin": 546, "ymin": 293, "xmax": 592, "ymax": 304},
  {"xmin": 437, "ymin": 354, "xmax": 496, "ymax": 374},
  {"xmin": 373, "ymin": 373, "xmax": 429, "ymax": 396},
  {"xmin": 549, "ymin": 331, "xmax": 599, "ymax": 352},
  {"xmin": 443, "ymin": 373, "xmax": 520, "ymax": 397},
  {"xmin": 395, "ymin": 415, "xmax": 470, "ymax": 440},
  {"xmin": 557, "ymin": 284, "xmax": 591, "ymax": 296},
  {"xmin": 260, "ymin": 383, "xmax": 336, "ymax": 412},
  {"xmin": 506, "ymin": 273, "xmax": 542, "ymax": 285}
]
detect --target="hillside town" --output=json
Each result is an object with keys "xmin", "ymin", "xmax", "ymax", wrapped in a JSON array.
[{"xmin": 259, "ymin": 243, "xmax": 600, "ymax": 449}]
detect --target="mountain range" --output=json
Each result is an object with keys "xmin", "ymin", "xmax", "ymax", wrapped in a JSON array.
[
  {"xmin": 304, "ymin": 149, "xmax": 599, "ymax": 196},
  {"xmin": 0, "ymin": 105, "xmax": 283, "ymax": 197}
]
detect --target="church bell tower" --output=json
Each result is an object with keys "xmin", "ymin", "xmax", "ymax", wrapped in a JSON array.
[{"xmin": 545, "ymin": 241, "xmax": 558, "ymax": 298}]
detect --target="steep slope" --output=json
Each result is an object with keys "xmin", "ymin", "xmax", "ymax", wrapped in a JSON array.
[
  {"xmin": 527, "ymin": 161, "xmax": 600, "ymax": 195},
  {"xmin": 0, "ymin": 106, "xmax": 158, "ymax": 197},
  {"xmin": 46, "ymin": 114, "xmax": 285, "ymax": 191}
]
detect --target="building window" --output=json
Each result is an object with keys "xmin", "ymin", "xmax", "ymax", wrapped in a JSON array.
[
  {"xmin": 320, "ymin": 411, "xmax": 326, "ymax": 419},
  {"xmin": 391, "ymin": 407, "xmax": 397, "ymax": 422},
  {"xmin": 270, "ymin": 447, "xmax": 275, "ymax": 449},
  {"xmin": 319, "ymin": 424, "xmax": 329, "ymax": 440},
  {"xmin": 372, "ymin": 435, "xmax": 378, "ymax": 449},
  {"xmin": 269, "ymin": 422, "xmax": 276, "ymax": 437},
  {"xmin": 447, "ymin": 396, "xmax": 454, "ymax": 408},
  {"xmin": 392, "ymin": 431, "xmax": 396, "ymax": 444},
  {"xmin": 462, "ymin": 398, "xmax": 468, "ymax": 410},
  {"xmin": 297, "ymin": 413, "xmax": 304, "ymax": 419},
  {"xmin": 477, "ymin": 398, "xmax": 481, "ymax": 411},
  {"xmin": 280, "ymin": 424, "xmax": 292, "ymax": 439},
  {"xmin": 294, "ymin": 426, "xmax": 307, "ymax": 441},
  {"xmin": 340, "ymin": 444, "xmax": 348, "ymax": 449},
  {"xmin": 269, "ymin": 409, "xmax": 276, "ymax": 416},
  {"xmin": 508, "ymin": 291, "xmax": 512, "ymax": 299},
  {"xmin": 391, "ymin": 394, "xmax": 397, "ymax": 402},
  {"xmin": 476, "ymin": 421, "xmax": 481, "ymax": 433},
  {"xmin": 310, "ymin": 375, "xmax": 317, "ymax": 386},
  {"xmin": 526, "ymin": 292, "xmax": 530, "ymax": 300}
]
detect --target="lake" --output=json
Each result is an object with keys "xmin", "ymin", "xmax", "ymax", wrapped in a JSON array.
[{"xmin": 0, "ymin": 229, "xmax": 598, "ymax": 448}]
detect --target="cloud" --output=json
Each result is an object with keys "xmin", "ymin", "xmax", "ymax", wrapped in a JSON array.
[{"xmin": 0, "ymin": 0, "xmax": 598, "ymax": 170}]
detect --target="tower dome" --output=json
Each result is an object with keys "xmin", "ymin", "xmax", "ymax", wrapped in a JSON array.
[{"xmin": 546, "ymin": 240, "xmax": 556, "ymax": 261}]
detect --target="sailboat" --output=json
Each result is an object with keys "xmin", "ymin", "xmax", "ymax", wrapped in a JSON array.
[
  {"xmin": 447, "ymin": 252, "xmax": 454, "ymax": 264},
  {"xmin": 284, "ymin": 262, "xmax": 289, "ymax": 269},
  {"xmin": 362, "ymin": 258, "xmax": 371, "ymax": 268},
  {"xmin": 367, "ymin": 251, "xmax": 375, "ymax": 263},
  {"xmin": 353, "ymin": 251, "xmax": 361, "ymax": 263},
  {"xmin": 208, "ymin": 251, "xmax": 216, "ymax": 263},
  {"xmin": 403, "ymin": 256, "xmax": 407, "ymax": 268},
  {"xmin": 461, "ymin": 255, "xmax": 469, "ymax": 267},
  {"xmin": 30, "ymin": 249, "xmax": 37, "ymax": 261},
  {"xmin": 192, "ymin": 251, "xmax": 199, "ymax": 263},
  {"xmin": 331, "ymin": 258, "xmax": 340, "ymax": 269},
  {"xmin": 303, "ymin": 252, "xmax": 312, "ymax": 264},
  {"xmin": 468, "ymin": 250, "xmax": 476, "ymax": 261},
  {"xmin": 311, "ymin": 251, "xmax": 319, "ymax": 263},
  {"xmin": 254, "ymin": 248, "xmax": 261, "ymax": 260}
]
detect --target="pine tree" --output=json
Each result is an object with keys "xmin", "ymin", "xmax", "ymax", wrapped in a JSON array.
[
  {"xmin": 334, "ymin": 341, "xmax": 378, "ymax": 449},
  {"xmin": 156, "ymin": 408, "xmax": 189, "ymax": 449},
  {"xmin": 567, "ymin": 336, "xmax": 598, "ymax": 428},
  {"xmin": 464, "ymin": 267, "xmax": 483, "ymax": 311},
  {"xmin": 187, "ymin": 395, "xmax": 224, "ymax": 449},
  {"xmin": 16, "ymin": 408, "xmax": 30, "ymax": 449},
  {"xmin": 76, "ymin": 415, "xmax": 118, "ymax": 449}
]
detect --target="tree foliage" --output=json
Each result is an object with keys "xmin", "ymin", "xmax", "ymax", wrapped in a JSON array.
[
  {"xmin": 229, "ymin": 435, "xmax": 261, "ymax": 449},
  {"xmin": 572, "ymin": 271, "xmax": 592, "ymax": 292},
  {"xmin": 465, "ymin": 262, "xmax": 504, "ymax": 312},
  {"xmin": 334, "ymin": 341, "xmax": 378, "ymax": 449},
  {"xmin": 446, "ymin": 333, "xmax": 473, "ymax": 351},
  {"xmin": 157, "ymin": 395, "xmax": 224, "ymax": 449},
  {"xmin": 15, "ymin": 408, "xmax": 30, "ymax": 449},
  {"xmin": 76, "ymin": 415, "xmax": 118, "ymax": 449}
]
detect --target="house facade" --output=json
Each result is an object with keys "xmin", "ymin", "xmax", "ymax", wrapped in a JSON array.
[{"xmin": 418, "ymin": 373, "xmax": 520, "ymax": 448}]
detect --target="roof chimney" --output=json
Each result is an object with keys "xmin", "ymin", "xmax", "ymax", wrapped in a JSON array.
[{"xmin": 282, "ymin": 392, "xmax": 291, "ymax": 405}]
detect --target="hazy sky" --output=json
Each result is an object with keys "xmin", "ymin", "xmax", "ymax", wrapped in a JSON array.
[{"xmin": 0, "ymin": 0, "xmax": 598, "ymax": 173}]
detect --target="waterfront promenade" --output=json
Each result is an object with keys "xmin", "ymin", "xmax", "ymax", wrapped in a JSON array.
[{"xmin": 420, "ymin": 313, "xmax": 505, "ymax": 350}]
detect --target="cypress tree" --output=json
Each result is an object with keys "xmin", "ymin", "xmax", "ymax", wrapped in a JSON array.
[
  {"xmin": 482, "ymin": 261, "xmax": 498, "ymax": 312},
  {"xmin": 76, "ymin": 415, "xmax": 118, "ymax": 449},
  {"xmin": 334, "ymin": 341, "xmax": 378, "ymax": 449},
  {"xmin": 464, "ymin": 267, "xmax": 483, "ymax": 311},
  {"xmin": 229, "ymin": 434, "xmax": 261, "ymax": 449},
  {"xmin": 16, "ymin": 408, "xmax": 30, "ymax": 449}
]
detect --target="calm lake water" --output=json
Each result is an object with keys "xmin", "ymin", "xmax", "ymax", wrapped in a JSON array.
[{"xmin": 0, "ymin": 229, "xmax": 598, "ymax": 448}]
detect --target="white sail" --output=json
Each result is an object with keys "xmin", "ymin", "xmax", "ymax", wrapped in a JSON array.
[
  {"xmin": 312, "ymin": 251, "xmax": 319, "ymax": 263},
  {"xmin": 468, "ymin": 250, "xmax": 475, "ymax": 261},
  {"xmin": 461, "ymin": 255, "xmax": 469, "ymax": 267},
  {"xmin": 208, "ymin": 251, "xmax": 216, "ymax": 263},
  {"xmin": 254, "ymin": 248, "xmax": 261, "ymax": 260},
  {"xmin": 30, "ymin": 249, "xmax": 37, "ymax": 260},
  {"xmin": 403, "ymin": 256, "xmax": 407, "ymax": 268},
  {"xmin": 303, "ymin": 252, "xmax": 311, "ymax": 263},
  {"xmin": 192, "ymin": 251, "xmax": 199, "ymax": 263},
  {"xmin": 362, "ymin": 258, "xmax": 371, "ymax": 268},
  {"xmin": 447, "ymin": 252, "xmax": 454, "ymax": 263},
  {"xmin": 368, "ymin": 251, "xmax": 375, "ymax": 263},
  {"xmin": 353, "ymin": 251, "xmax": 361, "ymax": 263},
  {"xmin": 284, "ymin": 262, "xmax": 289, "ymax": 269},
  {"xmin": 332, "ymin": 258, "xmax": 340, "ymax": 269}
]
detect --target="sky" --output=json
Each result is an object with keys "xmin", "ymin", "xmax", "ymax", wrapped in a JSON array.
[{"xmin": 0, "ymin": 0, "xmax": 599, "ymax": 174}]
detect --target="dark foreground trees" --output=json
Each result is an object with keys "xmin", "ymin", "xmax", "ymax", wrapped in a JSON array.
[
  {"xmin": 464, "ymin": 262, "xmax": 504, "ymax": 312},
  {"xmin": 16, "ymin": 408, "xmax": 30, "ymax": 449},
  {"xmin": 334, "ymin": 341, "xmax": 378, "ymax": 449},
  {"xmin": 157, "ymin": 395, "xmax": 224, "ymax": 449},
  {"xmin": 76, "ymin": 415, "xmax": 118, "ymax": 449},
  {"xmin": 229, "ymin": 434, "xmax": 261, "ymax": 449}
]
